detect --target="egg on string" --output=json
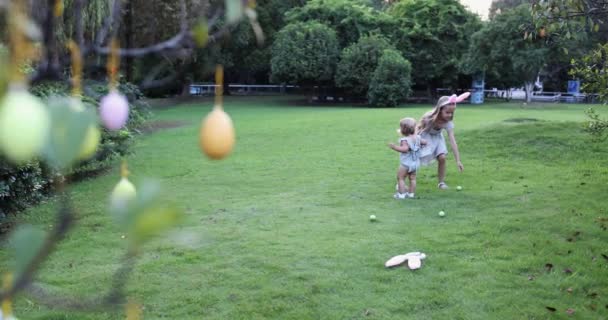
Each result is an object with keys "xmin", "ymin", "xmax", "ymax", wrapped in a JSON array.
[
  {"xmin": 111, "ymin": 176, "xmax": 136, "ymax": 211},
  {"xmin": 199, "ymin": 105, "xmax": 235, "ymax": 160},
  {"xmin": 110, "ymin": 162, "xmax": 136, "ymax": 212},
  {"xmin": 199, "ymin": 65, "xmax": 235, "ymax": 160},
  {"xmin": 99, "ymin": 90, "xmax": 129, "ymax": 131},
  {"xmin": 0, "ymin": 89, "xmax": 50, "ymax": 163}
]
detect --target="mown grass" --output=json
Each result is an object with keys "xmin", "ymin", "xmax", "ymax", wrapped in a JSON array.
[{"xmin": 1, "ymin": 96, "xmax": 607, "ymax": 319}]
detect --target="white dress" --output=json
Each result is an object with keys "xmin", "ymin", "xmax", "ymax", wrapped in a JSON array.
[
  {"xmin": 399, "ymin": 135, "xmax": 422, "ymax": 173},
  {"xmin": 419, "ymin": 121, "xmax": 453, "ymax": 165}
]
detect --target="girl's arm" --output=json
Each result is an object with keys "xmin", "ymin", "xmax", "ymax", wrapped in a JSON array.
[
  {"xmin": 447, "ymin": 129, "xmax": 464, "ymax": 172},
  {"xmin": 388, "ymin": 140, "xmax": 410, "ymax": 153}
]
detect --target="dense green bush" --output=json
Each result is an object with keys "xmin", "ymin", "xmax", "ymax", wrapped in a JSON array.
[
  {"xmin": 0, "ymin": 159, "xmax": 49, "ymax": 219},
  {"xmin": 367, "ymin": 49, "xmax": 412, "ymax": 107},
  {"xmin": 285, "ymin": 0, "xmax": 396, "ymax": 49},
  {"xmin": 0, "ymin": 80, "xmax": 149, "ymax": 223},
  {"xmin": 270, "ymin": 21, "xmax": 339, "ymax": 85},
  {"xmin": 335, "ymin": 34, "xmax": 394, "ymax": 97}
]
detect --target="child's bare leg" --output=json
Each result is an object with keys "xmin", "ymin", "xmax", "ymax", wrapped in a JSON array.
[
  {"xmin": 397, "ymin": 166, "xmax": 408, "ymax": 194},
  {"xmin": 437, "ymin": 154, "xmax": 447, "ymax": 184},
  {"xmin": 408, "ymin": 172, "xmax": 417, "ymax": 195}
]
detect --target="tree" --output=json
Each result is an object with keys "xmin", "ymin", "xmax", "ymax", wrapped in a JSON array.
[
  {"xmin": 462, "ymin": 5, "xmax": 549, "ymax": 103},
  {"xmin": 571, "ymin": 43, "xmax": 608, "ymax": 140},
  {"xmin": 335, "ymin": 34, "xmax": 394, "ymax": 98},
  {"xmin": 285, "ymin": 0, "xmax": 397, "ymax": 49},
  {"xmin": 387, "ymin": 0, "xmax": 482, "ymax": 96},
  {"xmin": 270, "ymin": 21, "xmax": 340, "ymax": 86},
  {"xmin": 488, "ymin": 0, "xmax": 530, "ymax": 19},
  {"xmin": 206, "ymin": 0, "xmax": 306, "ymax": 87},
  {"xmin": 367, "ymin": 49, "xmax": 412, "ymax": 107},
  {"xmin": 532, "ymin": 0, "xmax": 608, "ymax": 32}
]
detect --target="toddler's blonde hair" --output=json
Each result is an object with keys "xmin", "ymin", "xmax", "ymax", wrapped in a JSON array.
[{"xmin": 398, "ymin": 117, "xmax": 417, "ymax": 136}]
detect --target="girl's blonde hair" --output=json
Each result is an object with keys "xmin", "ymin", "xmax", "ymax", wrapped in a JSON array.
[
  {"xmin": 398, "ymin": 117, "xmax": 417, "ymax": 136},
  {"xmin": 417, "ymin": 96, "xmax": 454, "ymax": 133}
]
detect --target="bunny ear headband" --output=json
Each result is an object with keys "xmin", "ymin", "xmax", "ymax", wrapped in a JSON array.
[{"xmin": 445, "ymin": 92, "xmax": 471, "ymax": 106}]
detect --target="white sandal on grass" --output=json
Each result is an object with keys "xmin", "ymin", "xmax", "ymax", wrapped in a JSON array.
[
  {"xmin": 438, "ymin": 182, "xmax": 449, "ymax": 190},
  {"xmin": 385, "ymin": 252, "xmax": 427, "ymax": 269}
]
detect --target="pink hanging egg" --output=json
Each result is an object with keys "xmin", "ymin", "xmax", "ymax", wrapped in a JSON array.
[{"xmin": 99, "ymin": 90, "xmax": 129, "ymax": 130}]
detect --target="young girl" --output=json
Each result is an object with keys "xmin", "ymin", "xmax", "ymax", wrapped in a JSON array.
[
  {"xmin": 417, "ymin": 92, "xmax": 469, "ymax": 189},
  {"xmin": 388, "ymin": 117, "xmax": 426, "ymax": 199}
]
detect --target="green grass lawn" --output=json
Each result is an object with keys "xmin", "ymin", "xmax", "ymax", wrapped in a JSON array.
[{"xmin": 2, "ymin": 96, "xmax": 608, "ymax": 319}]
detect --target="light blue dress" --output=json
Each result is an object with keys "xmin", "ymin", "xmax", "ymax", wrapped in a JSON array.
[
  {"xmin": 399, "ymin": 135, "xmax": 422, "ymax": 173},
  {"xmin": 419, "ymin": 121, "xmax": 454, "ymax": 165}
]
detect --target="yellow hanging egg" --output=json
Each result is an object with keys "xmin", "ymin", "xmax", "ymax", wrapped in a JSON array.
[
  {"xmin": 199, "ymin": 106, "xmax": 235, "ymax": 160},
  {"xmin": 78, "ymin": 125, "xmax": 101, "ymax": 160},
  {"xmin": 110, "ymin": 177, "xmax": 136, "ymax": 212},
  {"xmin": 0, "ymin": 90, "xmax": 50, "ymax": 163}
]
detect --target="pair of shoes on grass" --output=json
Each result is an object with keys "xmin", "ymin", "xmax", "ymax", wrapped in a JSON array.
[
  {"xmin": 385, "ymin": 252, "xmax": 427, "ymax": 270},
  {"xmin": 394, "ymin": 192, "xmax": 414, "ymax": 199},
  {"xmin": 394, "ymin": 185, "xmax": 414, "ymax": 199}
]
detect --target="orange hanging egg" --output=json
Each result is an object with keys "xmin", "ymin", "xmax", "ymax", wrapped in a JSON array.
[{"xmin": 199, "ymin": 106, "xmax": 235, "ymax": 160}]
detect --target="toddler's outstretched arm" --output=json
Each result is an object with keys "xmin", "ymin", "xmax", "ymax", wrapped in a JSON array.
[{"xmin": 388, "ymin": 140, "xmax": 410, "ymax": 153}]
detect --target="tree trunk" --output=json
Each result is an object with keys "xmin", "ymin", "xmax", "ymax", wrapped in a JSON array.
[{"xmin": 524, "ymin": 81, "xmax": 534, "ymax": 103}]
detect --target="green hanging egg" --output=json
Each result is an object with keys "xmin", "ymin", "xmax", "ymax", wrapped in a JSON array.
[{"xmin": 0, "ymin": 90, "xmax": 50, "ymax": 163}]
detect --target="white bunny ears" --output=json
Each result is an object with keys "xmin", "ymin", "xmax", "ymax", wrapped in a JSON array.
[
  {"xmin": 385, "ymin": 252, "xmax": 427, "ymax": 270},
  {"xmin": 446, "ymin": 92, "xmax": 471, "ymax": 105}
]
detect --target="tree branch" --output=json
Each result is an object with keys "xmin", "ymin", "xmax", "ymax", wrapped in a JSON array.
[{"xmin": 0, "ymin": 193, "xmax": 74, "ymax": 301}]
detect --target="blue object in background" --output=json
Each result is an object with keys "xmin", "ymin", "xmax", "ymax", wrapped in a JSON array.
[
  {"xmin": 471, "ymin": 74, "xmax": 484, "ymax": 104},
  {"xmin": 567, "ymin": 80, "xmax": 580, "ymax": 94}
]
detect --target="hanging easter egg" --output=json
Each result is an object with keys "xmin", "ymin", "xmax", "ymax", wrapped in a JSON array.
[
  {"xmin": 78, "ymin": 125, "xmax": 101, "ymax": 160},
  {"xmin": 199, "ymin": 106, "xmax": 235, "ymax": 160},
  {"xmin": 111, "ymin": 177, "xmax": 137, "ymax": 212},
  {"xmin": 0, "ymin": 90, "xmax": 50, "ymax": 163},
  {"xmin": 99, "ymin": 90, "xmax": 129, "ymax": 130}
]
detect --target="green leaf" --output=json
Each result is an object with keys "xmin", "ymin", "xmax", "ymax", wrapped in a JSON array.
[
  {"xmin": 111, "ymin": 179, "xmax": 183, "ymax": 246},
  {"xmin": 594, "ymin": 23, "xmax": 600, "ymax": 32},
  {"xmin": 9, "ymin": 225, "xmax": 46, "ymax": 275},
  {"xmin": 225, "ymin": 0, "xmax": 243, "ymax": 24},
  {"xmin": 132, "ymin": 205, "xmax": 182, "ymax": 245},
  {"xmin": 43, "ymin": 97, "xmax": 96, "ymax": 170}
]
